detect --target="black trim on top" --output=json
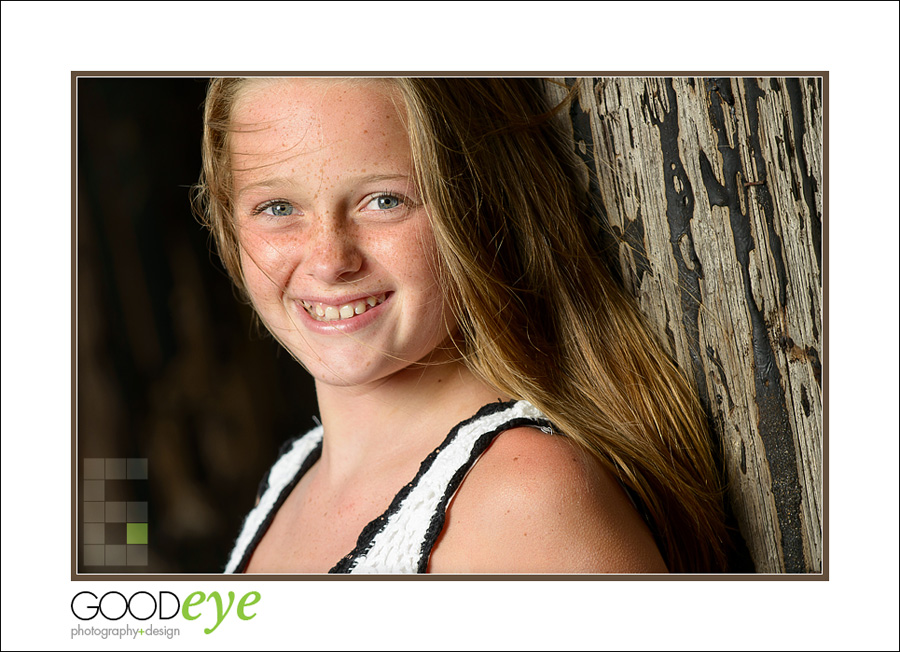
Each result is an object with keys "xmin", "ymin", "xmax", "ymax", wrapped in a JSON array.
[
  {"xmin": 231, "ymin": 400, "xmax": 553, "ymax": 574},
  {"xmin": 231, "ymin": 432, "xmax": 323, "ymax": 573},
  {"xmin": 416, "ymin": 415, "xmax": 552, "ymax": 572},
  {"xmin": 330, "ymin": 400, "xmax": 551, "ymax": 573},
  {"xmin": 254, "ymin": 434, "xmax": 308, "ymax": 502}
]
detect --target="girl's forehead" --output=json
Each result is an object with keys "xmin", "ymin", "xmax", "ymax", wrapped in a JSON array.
[
  {"xmin": 229, "ymin": 78, "xmax": 414, "ymax": 187},
  {"xmin": 233, "ymin": 77, "xmax": 402, "ymax": 126}
]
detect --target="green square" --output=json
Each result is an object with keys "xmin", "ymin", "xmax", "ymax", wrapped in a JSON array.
[{"xmin": 126, "ymin": 523, "xmax": 148, "ymax": 544}]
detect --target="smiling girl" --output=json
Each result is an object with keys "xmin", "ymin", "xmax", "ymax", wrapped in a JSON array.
[{"xmin": 196, "ymin": 77, "xmax": 729, "ymax": 573}]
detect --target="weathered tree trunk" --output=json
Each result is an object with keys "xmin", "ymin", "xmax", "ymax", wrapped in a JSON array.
[{"xmin": 550, "ymin": 77, "xmax": 823, "ymax": 573}]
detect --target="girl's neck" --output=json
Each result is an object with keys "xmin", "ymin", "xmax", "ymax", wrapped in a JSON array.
[{"xmin": 313, "ymin": 350, "xmax": 505, "ymax": 482}]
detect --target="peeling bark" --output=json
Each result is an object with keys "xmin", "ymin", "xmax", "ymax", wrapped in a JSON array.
[{"xmin": 550, "ymin": 77, "xmax": 823, "ymax": 573}]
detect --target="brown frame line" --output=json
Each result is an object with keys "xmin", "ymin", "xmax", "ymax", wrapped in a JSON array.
[{"xmin": 71, "ymin": 70, "xmax": 828, "ymax": 581}]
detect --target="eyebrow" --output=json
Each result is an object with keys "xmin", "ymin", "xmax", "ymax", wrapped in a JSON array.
[
  {"xmin": 235, "ymin": 177, "xmax": 293, "ymax": 200},
  {"xmin": 235, "ymin": 174, "xmax": 412, "ymax": 200}
]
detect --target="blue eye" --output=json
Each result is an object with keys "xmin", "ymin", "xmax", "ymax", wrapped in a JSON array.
[
  {"xmin": 376, "ymin": 196, "xmax": 401, "ymax": 210},
  {"xmin": 366, "ymin": 195, "xmax": 403, "ymax": 211},
  {"xmin": 253, "ymin": 200, "xmax": 294, "ymax": 217},
  {"xmin": 268, "ymin": 201, "xmax": 294, "ymax": 216}
]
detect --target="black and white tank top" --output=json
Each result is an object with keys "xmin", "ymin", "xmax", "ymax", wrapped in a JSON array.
[{"xmin": 224, "ymin": 400, "xmax": 553, "ymax": 574}]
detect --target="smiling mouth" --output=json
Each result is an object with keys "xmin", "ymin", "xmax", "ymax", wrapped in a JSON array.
[{"xmin": 300, "ymin": 293, "xmax": 387, "ymax": 322}]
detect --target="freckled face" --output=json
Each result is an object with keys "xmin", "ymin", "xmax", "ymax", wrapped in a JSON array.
[{"xmin": 231, "ymin": 78, "xmax": 451, "ymax": 388}]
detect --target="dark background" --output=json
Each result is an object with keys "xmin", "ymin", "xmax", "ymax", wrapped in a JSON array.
[{"xmin": 77, "ymin": 77, "xmax": 317, "ymax": 572}]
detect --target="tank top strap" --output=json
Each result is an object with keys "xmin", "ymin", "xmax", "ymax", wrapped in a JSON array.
[
  {"xmin": 332, "ymin": 400, "xmax": 553, "ymax": 573},
  {"xmin": 224, "ymin": 426, "xmax": 324, "ymax": 573}
]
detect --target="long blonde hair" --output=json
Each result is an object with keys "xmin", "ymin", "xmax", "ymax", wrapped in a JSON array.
[{"xmin": 195, "ymin": 77, "xmax": 729, "ymax": 572}]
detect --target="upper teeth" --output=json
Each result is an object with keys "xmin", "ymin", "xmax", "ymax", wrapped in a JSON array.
[{"xmin": 301, "ymin": 294, "xmax": 385, "ymax": 322}]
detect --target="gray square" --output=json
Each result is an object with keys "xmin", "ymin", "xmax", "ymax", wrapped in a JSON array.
[
  {"xmin": 126, "ymin": 544, "xmax": 148, "ymax": 566},
  {"xmin": 105, "ymin": 501, "xmax": 126, "ymax": 523},
  {"xmin": 126, "ymin": 458, "xmax": 148, "ymax": 480},
  {"xmin": 105, "ymin": 458, "xmax": 126, "ymax": 480},
  {"xmin": 106, "ymin": 545, "xmax": 126, "ymax": 566},
  {"xmin": 83, "ymin": 480, "xmax": 104, "ymax": 501},
  {"xmin": 84, "ymin": 544, "xmax": 104, "ymax": 566},
  {"xmin": 83, "ymin": 523, "xmax": 105, "ymax": 544},
  {"xmin": 83, "ymin": 458, "xmax": 104, "ymax": 480},
  {"xmin": 127, "ymin": 502, "xmax": 148, "ymax": 522},
  {"xmin": 84, "ymin": 502, "xmax": 105, "ymax": 523}
]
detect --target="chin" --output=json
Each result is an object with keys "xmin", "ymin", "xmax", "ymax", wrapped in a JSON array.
[
  {"xmin": 305, "ymin": 348, "xmax": 444, "ymax": 390},
  {"xmin": 303, "ymin": 358, "xmax": 400, "ymax": 389}
]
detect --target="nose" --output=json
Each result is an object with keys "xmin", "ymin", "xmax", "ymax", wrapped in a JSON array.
[{"xmin": 303, "ymin": 213, "xmax": 364, "ymax": 284}]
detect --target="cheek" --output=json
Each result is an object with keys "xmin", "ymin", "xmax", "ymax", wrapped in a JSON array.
[
  {"xmin": 413, "ymin": 237, "xmax": 460, "ymax": 336},
  {"xmin": 239, "ymin": 249, "xmax": 286, "ymax": 314},
  {"xmin": 401, "ymin": 232, "xmax": 453, "ymax": 323},
  {"xmin": 402, "ymin": 221, "xmax": 441, "ymax": 278},
  {"xmin": 238, "ymin": 227, "xmax": 297, "ymax": 294}
]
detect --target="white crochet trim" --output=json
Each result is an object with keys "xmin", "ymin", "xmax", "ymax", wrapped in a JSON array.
[
  {"xmin": 347, "ymin": 400, "xmax": 547, "ymax": 573},
  {"xmin": 224, "ymin": 400, "xmax": 549, "ymax": 574},
  {"xmin": 223, "ymin": 426, "xmax": 323, "ymax": 573}
]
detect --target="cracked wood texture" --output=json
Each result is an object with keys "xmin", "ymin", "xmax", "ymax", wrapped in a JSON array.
[{"xmin": 548, "ymin": 77, "xmax": 822, "ymax": 573}]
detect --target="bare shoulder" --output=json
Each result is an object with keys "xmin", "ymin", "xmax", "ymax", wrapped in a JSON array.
[{"xmin": 427, "ymin": 426, "xmax": 668, "ymax": 573}]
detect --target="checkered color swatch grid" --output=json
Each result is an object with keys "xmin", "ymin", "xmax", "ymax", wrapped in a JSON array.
[{"xmin": 82, "ymin": 458, "xmax": 148, "ymax": 567}]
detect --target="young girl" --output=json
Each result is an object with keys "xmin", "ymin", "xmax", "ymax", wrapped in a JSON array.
[{"xmin": 196, "ymin": 77, "xmax": 728, "ymax": 573}]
